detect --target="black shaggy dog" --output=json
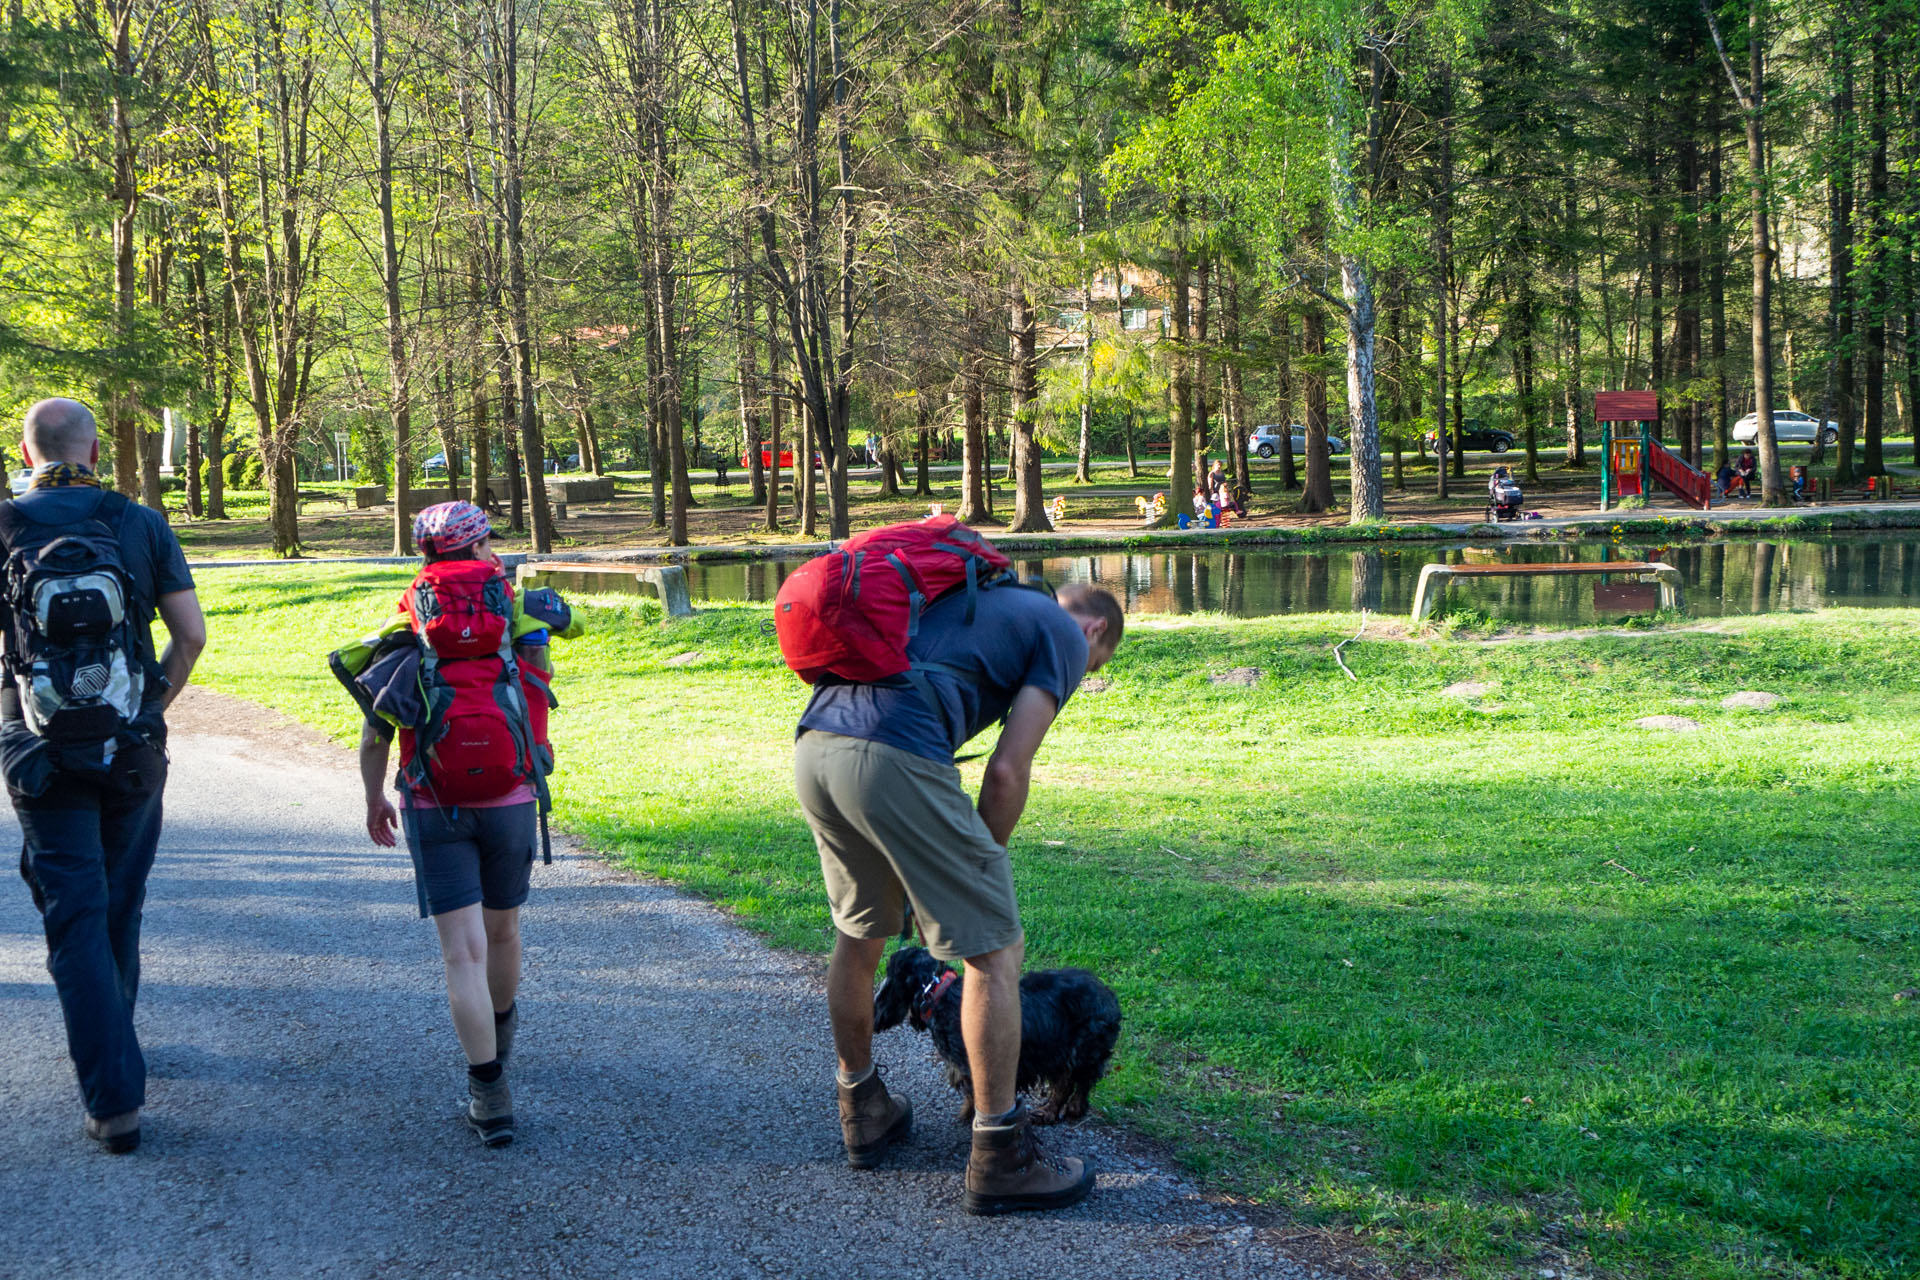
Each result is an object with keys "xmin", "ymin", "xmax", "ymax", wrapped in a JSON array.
[{"xmin": 873, "ymin": 945, "xmax": 1121, "ymax": 1126}]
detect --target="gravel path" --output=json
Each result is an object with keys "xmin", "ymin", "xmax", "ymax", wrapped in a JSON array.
[{"xmin": 0, "ymin": 690, "xmax": 1354, "ymax": 1280}]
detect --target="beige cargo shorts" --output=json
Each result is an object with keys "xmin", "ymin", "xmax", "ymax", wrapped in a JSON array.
[{"xmin": 794, "ymin": 730, "xmax": 1022, "ymax": 963}]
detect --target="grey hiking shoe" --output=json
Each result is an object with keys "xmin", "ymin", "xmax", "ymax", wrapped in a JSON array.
[
  {"xmin": 964, "ymin": 1104, "xmax": 1093, "ymax": 1215},
  {"xmin": 84, "ymin": 1109, "xmax": 140, "ymax": 1155},
  {"xmin": 838, "ymin": 1068, "xmax": 911, "ymax": 1169},
  {"xmin": 494, "ymin": 1004, "xmax": 517, "ymax": 1067},
  {"xmin": 466, "ymin": 1073, "xmax": 514, "ymax": 1148}
]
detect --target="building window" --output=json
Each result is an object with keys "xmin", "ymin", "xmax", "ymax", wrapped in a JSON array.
[
  {"xmin": 1122, "ymin": 308, "xmax": 1148, "ymax": 330},
  {"xmin": 1057, "ymin": 309, "xmax": 1085, "ymax": 330}
]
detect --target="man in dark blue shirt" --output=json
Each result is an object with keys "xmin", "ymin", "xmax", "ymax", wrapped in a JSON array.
[
  {"xmin": 3, "ymin": 399, "xmax": 204, "ymax": 1155},
  {"xmin": 795, "ymin": 579, "xmax": 1123, "ymax": 1213}
]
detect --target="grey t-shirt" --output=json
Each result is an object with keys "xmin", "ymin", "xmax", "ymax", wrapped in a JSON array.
[{"xmin": 797, "ymin": 585, "xmax": 1089, "ymax": 764}]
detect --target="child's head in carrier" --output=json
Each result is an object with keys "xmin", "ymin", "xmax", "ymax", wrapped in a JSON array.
[{"xmin": 413, "ymin": 501, "xmax": 498, "ymax": 566}]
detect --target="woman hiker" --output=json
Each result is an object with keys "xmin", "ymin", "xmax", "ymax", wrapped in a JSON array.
[{"xmin": 334, "ymin": 501, "xmax": 582, "ymax": 1147}]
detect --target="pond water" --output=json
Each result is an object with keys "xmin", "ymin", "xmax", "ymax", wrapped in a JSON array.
[{"xmin": 542, "ymin": 533, "xmax": 1920, "ymax": 628}]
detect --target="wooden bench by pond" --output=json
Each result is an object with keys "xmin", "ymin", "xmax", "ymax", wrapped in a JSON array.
[
  {"xmin": 516, "ymin": 561, "xmax": 694, "ymax": 616},
  {"xmin": 1411, "ymin": 561, "xmax": 1684, "ymax": 624}
]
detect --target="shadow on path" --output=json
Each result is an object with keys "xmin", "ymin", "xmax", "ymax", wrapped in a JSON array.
[{"xmin": 0, "ymin": 689, "xmax": 1350, "ymax": 1280}]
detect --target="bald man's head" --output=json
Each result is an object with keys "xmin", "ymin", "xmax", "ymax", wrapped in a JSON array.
[{"xmin": 22, "ymin": 398, "xmax": 98, "ymax": 466}]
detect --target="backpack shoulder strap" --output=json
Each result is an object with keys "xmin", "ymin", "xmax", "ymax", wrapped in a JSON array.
[{"xmin": 91, "ymin": 488, "xmax": 134, "ymax": 532}]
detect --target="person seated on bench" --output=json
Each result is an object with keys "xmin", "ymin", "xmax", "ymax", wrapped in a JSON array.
[
  {"xmin": 1716, "ymin": 461, "xmax": 1737, "ymax": 498},
  {"xmin": 1733, "ymin": 449, "xmax": 1756, "ymax": 498},
  {"xmin": 1208, "ymin": 462, "xmax": 1246, "ymax": 517},
  {"xmin": 1790, "ymin": 464, "xmax": 1809, "ymax": 502}
]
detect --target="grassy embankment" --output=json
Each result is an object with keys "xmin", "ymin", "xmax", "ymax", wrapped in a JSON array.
[{"xmin": 189, "ymin": 566, "xmax": 1918, "ymax": 1280}]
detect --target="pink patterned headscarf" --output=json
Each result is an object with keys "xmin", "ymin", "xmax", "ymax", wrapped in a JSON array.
[{"xmin": 412, "ymin": 500, "xmax": 493, "ymax": 555}]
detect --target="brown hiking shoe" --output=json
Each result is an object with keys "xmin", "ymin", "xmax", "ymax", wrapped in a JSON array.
[
  {"xmin": 466, "ymin": 1073, "xmax": 515, "ymax": 1148},
  {"xmin": 838, "ymin": 1068, "xmax": 912, "ymax": 1169},
  {"xmin": 964, "ymin": 1104, "xmax": 1093, "ymax": 1215},
  {"xmin": 84, "ymin": 1109, "xmax": 140, "ymax": 1155}
]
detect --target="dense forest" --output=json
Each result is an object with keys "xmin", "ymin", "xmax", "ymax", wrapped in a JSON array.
[{"xmin": 2, "ymin": 0, "xmax": 1916, "ymax": 554}]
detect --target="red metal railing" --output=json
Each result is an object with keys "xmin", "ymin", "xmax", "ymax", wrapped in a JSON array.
[{"xmin": 1649, "ymin": 440, "xmax": 1712, "ymax": 510}]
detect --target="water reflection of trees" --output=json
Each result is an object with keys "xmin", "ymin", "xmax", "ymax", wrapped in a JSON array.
[{"xmin": 683, "ymin": 534, "xmax": 1920, "ymax": 623}]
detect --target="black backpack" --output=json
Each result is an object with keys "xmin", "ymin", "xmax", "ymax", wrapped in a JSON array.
[{"xmin": 0, "ymin": 490, "xmax": 149, "ymax": 745}]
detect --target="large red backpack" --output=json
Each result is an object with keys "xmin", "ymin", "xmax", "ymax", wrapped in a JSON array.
[
  {"xmin": 396, "ymin": 560, "xmax": 546, "ymax": 806},
  {"xmin": 774, "ymin": 516, "xmax": 1012, "ymax": 683}
]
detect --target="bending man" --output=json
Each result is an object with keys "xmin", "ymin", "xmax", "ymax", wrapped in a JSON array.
[{"xmin": 794, "ymin": 579, "xmax": 1123, "ymax": 1214}]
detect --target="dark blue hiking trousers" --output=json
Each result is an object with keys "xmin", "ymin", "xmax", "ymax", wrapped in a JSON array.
[{"xmin": 12, "ymin": 741, "xmax": 167, "ymax": 1120}]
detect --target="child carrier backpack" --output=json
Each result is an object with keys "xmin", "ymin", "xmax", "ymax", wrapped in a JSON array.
[
  {"xmin": 398, "ymin": 560, "xmax": 546, "ymax": 808},
  {"xmin": 773, "ymin": 515, "xmax": 1013, "ymax": 684},
  {"xmin": 0, "ymin": 490, "xmax": 148, "ymax": 745}
]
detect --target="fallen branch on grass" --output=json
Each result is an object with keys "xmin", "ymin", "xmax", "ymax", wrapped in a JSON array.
[{"xmin": 1333, "ymin": 610, "xmax": 1368, "ymax": 682}]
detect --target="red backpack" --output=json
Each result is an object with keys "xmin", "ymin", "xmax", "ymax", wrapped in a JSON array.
[
  {"xmin": 774, "ymin": 515, "xmax": 1012, "ymax": 683},
  {"xmin": 396, "ymin": 560, "xmax": 546, "ymax": 806}
]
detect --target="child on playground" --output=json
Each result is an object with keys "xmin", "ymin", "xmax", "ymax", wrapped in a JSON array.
[
  {"xmin": 331, "ymin": 501, "xmax": 582, "ymax": 1148},
  {"xmin": 1208, "ymin": 462, "xmax": 1246, "ymax": 518}
]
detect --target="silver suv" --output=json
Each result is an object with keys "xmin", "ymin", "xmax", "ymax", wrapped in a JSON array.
[
  {"xmin": 1733, "ymin": 409, "xmax": 1838, "ymax": 445},
  {"xmin": 1248, "ymin": 424, "xmax": 1346, "ymax": 458}
]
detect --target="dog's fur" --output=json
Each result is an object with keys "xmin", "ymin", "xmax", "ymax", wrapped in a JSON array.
[{"xmin": 872, "ymin": 945, "xmax": 1121, "ymax": 1125}]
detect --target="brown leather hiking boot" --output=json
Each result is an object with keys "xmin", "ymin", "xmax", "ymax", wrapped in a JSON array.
[
  {"xmin": 964, "ymin": 1104, "xmax": 1094, "ymax": 1215},
  {"xmin": 838, "ymin": 1068, "xmax": 912, "ymax": 1169}
]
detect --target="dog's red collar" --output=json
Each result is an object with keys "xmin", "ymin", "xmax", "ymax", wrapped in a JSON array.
[{"xmin": 910, "ymin": 969, "xmax": 959, "ymax": 1031}]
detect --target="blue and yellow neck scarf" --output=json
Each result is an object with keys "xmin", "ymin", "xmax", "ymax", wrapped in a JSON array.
[{"xmin": 27, "ymin": 461, "xmax": 101, "ymax": 491}]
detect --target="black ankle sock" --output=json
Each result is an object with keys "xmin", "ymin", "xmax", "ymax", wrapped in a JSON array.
[
  {"xmin": 469, "ymin": 1059, "xmax": 503, "ymax": 1083},
  {"xmin": 494, "ymin": 1003, "xmax": 515, "ymax": 1025}
]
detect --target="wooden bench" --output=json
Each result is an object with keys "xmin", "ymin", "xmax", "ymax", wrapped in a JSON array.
[
  {"xmin": 1412, "ymin": 561, "xmax": 1683, "ymax": 623},
  {"xmin": 1142, "ymin": 442, "xmax": 1172, "ymax": 455},
  {"xmin": 295, "ymin": 488, "xmax": 351, "ymax": 512},
  {"xmin": 1818, "ymin": 475, "xmax": 1903, "ymax": 502}
]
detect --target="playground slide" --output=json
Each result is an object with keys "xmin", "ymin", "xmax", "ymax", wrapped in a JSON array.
[{"xmin": 1649, "ymin": 440, "xmax": 1713, "ymax": 509}]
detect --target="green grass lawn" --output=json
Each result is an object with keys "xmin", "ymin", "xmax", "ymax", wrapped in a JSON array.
[{"xmin": 186, "ymin": 566, "xmax": 1918, "ymax": 1279}]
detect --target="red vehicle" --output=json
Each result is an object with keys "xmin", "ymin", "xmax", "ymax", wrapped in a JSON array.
[{"xmin": 742, "ymin": 448, "xmax": 827, "ymax": 471}]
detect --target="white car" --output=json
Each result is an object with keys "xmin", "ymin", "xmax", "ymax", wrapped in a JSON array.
[
  {"xmin": 1248, "ymin": 424, "xmax": 1347, "ymax": 458},
  {"xmin": 1733, "ymin": 409, "xmax": 1838, "ymax": 445},
  {"xmin": 8, "ymin": 468, "xmax": 30, "ymax": 495}
]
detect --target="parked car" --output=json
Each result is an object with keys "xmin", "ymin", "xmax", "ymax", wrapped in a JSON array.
[
  {"xmin": 8, "ymin": 468, "xmax": 30, "ymax": 495},
  {"xmin": 1248, "ymin": 424, "xmax": 1347, "ymax": 458},
  {"xmin": 1733, "ymin": 409, "xmax": 1839, "ymax": 445},
  {"xmin": 422, "ymin": 452, "xmax": 448, "ymax": 475},
  {"xmin": 1422, "ymin": 425, "xmax": 1515, "ymax": 453}
]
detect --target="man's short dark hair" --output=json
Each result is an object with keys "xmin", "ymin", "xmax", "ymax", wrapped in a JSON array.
[{"xmin": 1059, "ymin": 584, "xmax": 1124, "ymax": 649}]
